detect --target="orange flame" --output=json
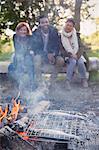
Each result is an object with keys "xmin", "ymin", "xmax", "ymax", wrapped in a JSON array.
[
  {"xmin": 0, "ymin": 106, "xmax": 4, "ymax": 115},
  {"xmin": 0, "ymin": 105, "xmax": 8, "ymax": 123},
  {"xmin": 0, "ymin": 98, "xmax": 21, "ymax": 124},
  {"xmin": 9, "ymin": 99, "xmax": 20, "ymax": 121}
]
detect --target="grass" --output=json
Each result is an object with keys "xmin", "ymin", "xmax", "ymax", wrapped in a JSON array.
[
  {"xmin": 0, "ymin": 38, "xmax": 14, "ymax": 61},
  {"xmin": 87, "ymin": 49, "xmax": 99, "ymax": 58},
  {"xmin": 89, "ymin": 71, "xmax": 99, "ymax": 82},
  {"xmin": 0, "ymin": 51, "xmax": 13, "ymax": 61}
]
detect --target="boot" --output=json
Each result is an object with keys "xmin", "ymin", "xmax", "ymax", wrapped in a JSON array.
[{"xmin": 82, "ymin": 78, "xmax": 88, "ymax": 88}]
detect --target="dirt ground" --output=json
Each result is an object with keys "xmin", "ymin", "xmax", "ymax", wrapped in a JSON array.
[{"xmin": 0, "ymin": 73, "xmax": 99, "ymax": 116}]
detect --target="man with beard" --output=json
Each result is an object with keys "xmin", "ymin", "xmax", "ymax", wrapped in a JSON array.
[{"xmin": 31, "ymin": 15, "xmax": 64, "ymax": 83}]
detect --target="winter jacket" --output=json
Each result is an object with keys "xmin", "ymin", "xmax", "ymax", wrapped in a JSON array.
[
  {"xmin": 8, "ymin": 34, "xmax": 34, "ymax": 84},
  {"xmin": 31, "ymin": 26, "xmax": 60, "ymax": 57}
]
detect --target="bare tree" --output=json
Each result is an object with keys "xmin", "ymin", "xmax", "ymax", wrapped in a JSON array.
[{"xmin": 74, "ymin": 0, "xmax": 83, "ymax": 32}]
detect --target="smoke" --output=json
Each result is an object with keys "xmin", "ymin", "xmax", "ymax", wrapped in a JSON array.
[
  {"xmin": 22, "ymin": 54, "xmax": 51, "ymax": 106},
  {"xmin": 9, "ymin": 44, "xmax": 51, "ymax": 109},
  {"xmin": 25, "ymin": 79, "xmax": 50, "ymax": 106}
]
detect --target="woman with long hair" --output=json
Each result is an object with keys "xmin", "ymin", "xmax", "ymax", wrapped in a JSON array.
[{"xmin": 9, "ymin": 22, "xmax": 35, "ymax": 94}]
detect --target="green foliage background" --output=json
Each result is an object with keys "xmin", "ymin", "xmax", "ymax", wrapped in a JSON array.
[{"xmin": 0, "ymin": 0, "xmax": 99, "ymax": 61}]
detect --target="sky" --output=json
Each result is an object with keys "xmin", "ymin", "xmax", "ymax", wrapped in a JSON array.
[
  {"xmin": 91, "ymin": 0, "xmax": 99, "ymax": 17},
  {"xmin": 81, "ymin": 0, "xmax": 99, "ymax": 35}
]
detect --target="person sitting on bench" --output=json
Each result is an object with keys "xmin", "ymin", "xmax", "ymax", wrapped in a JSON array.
[
  {"xmin": 61, "ymin": 18, "xmax": 88, "ymax": 89},
  {"xmin": 8, "ymin": 22, "xmax": 36, "ymax": 93},
  {"xmin": 31, "ymin": 15, "xmax": 64, "ymax": 83}
]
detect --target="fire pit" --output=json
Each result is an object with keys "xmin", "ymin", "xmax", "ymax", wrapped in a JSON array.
[
  {"xmin": 0, "ymin": 96, "xmax": 99, "ymax": 150},
  {"xmin": 13, "ymin": 110, "xmax": 99, "ymax": 150}
]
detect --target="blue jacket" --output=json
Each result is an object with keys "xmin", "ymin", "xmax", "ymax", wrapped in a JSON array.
[
  {"xmin": 31, "ymin": 26, "xmax": 60, "ymax": 57},
  {"xmin": 13, "ymin": 34, "xmax": 34, "ymax": 73},
  {"xmin": 8, "ymin": 34, "xmax": 34, "ymax": 83}
]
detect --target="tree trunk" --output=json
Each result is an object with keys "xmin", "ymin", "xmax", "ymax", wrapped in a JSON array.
[
  {"xmin": 43, "ymin": 0, "xmax": 49, "ymax": 15},
  {"xmin": 74, "ymin": 0, "xmax": 83, "ymax": 32}
]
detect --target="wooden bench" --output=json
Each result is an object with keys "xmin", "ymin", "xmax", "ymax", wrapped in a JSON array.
[{"xmin": 0, "ymin": 57, "xmax": 99, "ymax": 74}]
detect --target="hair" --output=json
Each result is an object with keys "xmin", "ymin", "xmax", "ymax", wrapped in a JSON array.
[
  {"xmin": 38, "ymin": 14, "xmax": 48, "ymax": 23},
  {"xmin": 15, "ymin": 22, "xmax": 32, "ymax": 35},
  {"xmin": 66, "ymin": 18, "xmax": 75, "ymax": 26}
]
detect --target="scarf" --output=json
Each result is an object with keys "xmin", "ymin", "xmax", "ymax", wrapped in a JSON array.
[{"xmin": 61, "ymin": 27, "xmax": 79, "ymax": 55}]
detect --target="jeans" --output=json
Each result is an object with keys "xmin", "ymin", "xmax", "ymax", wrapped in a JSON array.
[
  {"xmin": 66, "ymin": 57, "xmax": 87, "ymax": 81},
  {"xmin": 33, "ymin": 54, "xmax": 65, "ymax": 81}
]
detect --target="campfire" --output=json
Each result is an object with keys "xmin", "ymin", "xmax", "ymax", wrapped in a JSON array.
[
  {"xmin": 0, "ymin": 97, "xmax": 99, "ymax": 150},
  {"xmin": 0, "ymin": 99, "xmax": 21, "ymax": 127}
]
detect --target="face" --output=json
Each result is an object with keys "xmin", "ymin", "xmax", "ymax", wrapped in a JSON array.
[
  {"xmin": 64, "ymin": 21, "xmax": 74, "ymax": 33},
  {"xmin": 18, "ymin": 26, "xmax": 28, "ymax": 37},
  {"xmin": 39, "ymin": 17, "xmax": 49, "ymax": 32}
]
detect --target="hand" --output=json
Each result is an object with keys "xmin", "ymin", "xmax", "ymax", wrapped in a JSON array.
[
  {"xmin": 48, "ymin": 53, "xmax": 55, "ymax": 64},
  {"xmin": 72, "ymin": 54, "xmax": 78, "ymax": 60},
  {"xmin": 67, "ymin": 52, "xmax": 72, "ymax": 58}
]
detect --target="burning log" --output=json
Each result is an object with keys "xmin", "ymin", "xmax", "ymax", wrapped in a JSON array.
[
  {"xmin": 0, "ymin": 126, "xmax": 34, "ymax": 150},
  {"xmin": 0, "ymin": 126, "xmax": 69, "ymax": 150}
]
